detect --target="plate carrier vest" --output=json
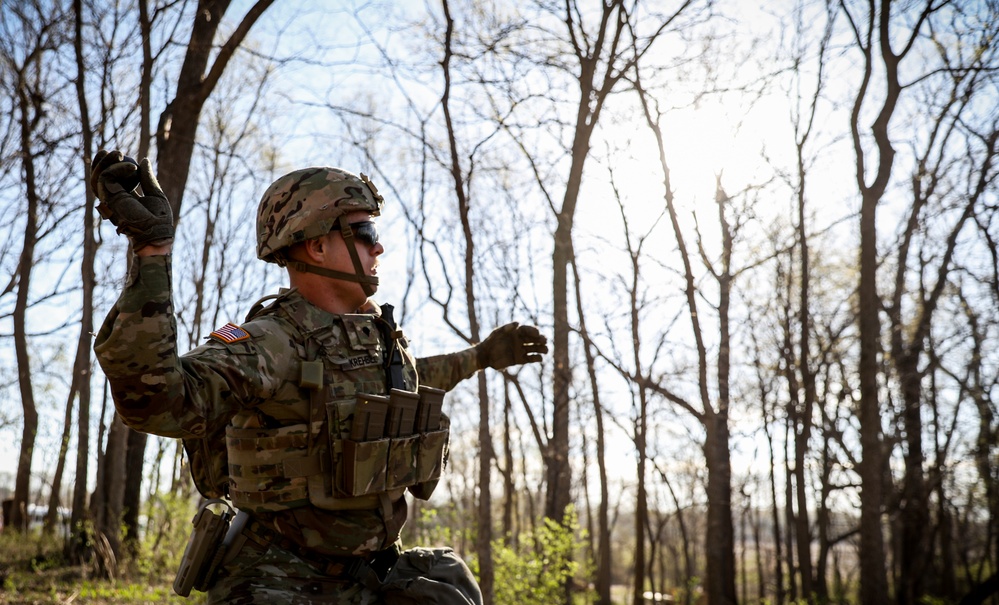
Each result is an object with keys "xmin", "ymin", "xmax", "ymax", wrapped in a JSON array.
[{"xmin": 183, "ymin": 292, "xmax": 449, "ymax": 513}]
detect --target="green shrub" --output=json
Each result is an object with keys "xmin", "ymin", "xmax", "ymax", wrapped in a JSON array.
[{"xmin": 489, "ymin": 508, "xmax": 586, "ymax": 605}]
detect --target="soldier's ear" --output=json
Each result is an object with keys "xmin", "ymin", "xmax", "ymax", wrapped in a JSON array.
[{"xmin": 301, "ymin": 237, "xmax": 327, "ymax": 262}]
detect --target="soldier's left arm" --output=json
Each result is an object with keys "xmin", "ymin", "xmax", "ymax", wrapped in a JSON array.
[
  {"xmin": 416, "ymin": 348, "xmax": 480, "ymax": 392},
  {"xmin": 416, "ymin": 322, "xmax": 548, "ymax": 392}
]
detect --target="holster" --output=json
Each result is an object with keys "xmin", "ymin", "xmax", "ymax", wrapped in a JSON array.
[{"xmin": 173, "ymin": 498, "xmax": 234, "ymax": 596}]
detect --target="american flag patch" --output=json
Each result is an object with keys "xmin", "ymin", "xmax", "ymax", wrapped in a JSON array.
[{"xmin": 209, "ymin": 322, "xmax": 250, "ymax": 344}]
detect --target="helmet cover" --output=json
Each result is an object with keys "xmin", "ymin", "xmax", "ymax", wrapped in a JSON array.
[{"xmin": 256, "ymin": 167, "xmax": 384, "ymax": 263}]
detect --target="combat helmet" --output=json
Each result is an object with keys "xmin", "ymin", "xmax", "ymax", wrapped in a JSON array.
[{"xmin": 256, "ymin": 166, "xmax": 385, "ymax": 295}]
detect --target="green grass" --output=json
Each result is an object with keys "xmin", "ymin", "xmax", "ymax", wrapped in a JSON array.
[
  {"xmin": 0, "ymin": 530, "xmax": 202, "ymax": 605},
  {"xmin": 0, "ymin": 564, "xmax": 204, "ymax": 604}
]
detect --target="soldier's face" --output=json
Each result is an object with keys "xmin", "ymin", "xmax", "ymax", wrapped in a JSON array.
[{"xmin": 325, "ymin": 210, "xmax": 384, "ymax": 301}]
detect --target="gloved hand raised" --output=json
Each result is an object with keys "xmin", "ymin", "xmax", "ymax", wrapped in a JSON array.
[
  {"xmin": 91, "ymin": 149, "xmax": 174, "ymax": 250},
  {"xmin": 475, "ymin": 322, "xmax": 548, "ymax": 370}
]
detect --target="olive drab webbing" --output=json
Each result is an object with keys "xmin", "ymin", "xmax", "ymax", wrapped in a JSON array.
[{"xmin": 183, "ymin": 290, "xmax": 449, "ymax": 515}]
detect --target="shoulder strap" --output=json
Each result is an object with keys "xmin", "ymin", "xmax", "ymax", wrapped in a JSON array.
[
  {"xmin": 244, "ymin": 288, "xmax": 298, "ymax": 322},
  {"xmin": 377, "ymin": 303, "xmax": 405, "ymax": 390}
]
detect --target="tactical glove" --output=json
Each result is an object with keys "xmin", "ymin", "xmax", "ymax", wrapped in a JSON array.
[
  {"xmin": 91, "ymin": 149, "xmax": 174, "ymax": 250},
  {"xmin": 475, "ymin": 322, "xmax": 548, "ymax": 370}
]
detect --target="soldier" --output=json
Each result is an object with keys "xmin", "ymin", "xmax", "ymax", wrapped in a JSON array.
[{"xmin": 90, "ymin": 151, "xmax": 547, "ymax": 604}]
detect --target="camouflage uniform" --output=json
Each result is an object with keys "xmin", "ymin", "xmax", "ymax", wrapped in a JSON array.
[
  {"xmin": 94, "ymin": 255, "xmax": 479, "ymax": 603},
  {"xmin": 88, "ymin": 163, "xmax": 541, "ymax": 604}
]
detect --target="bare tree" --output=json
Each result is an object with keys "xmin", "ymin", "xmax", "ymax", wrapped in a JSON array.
[
  {"xmin": 436, "ymin": 3, "xmax": 499, "ymax": 599},
  {"xmin": 571, "ymin": 242, "xmax": 612, "ymax": 604},
  {"xmin": 954, "ymin": 282, "xmax": 999, "ymax": 603},
  {"xmin": 838, "ymin": 1, "xmax": 935, "ymax": 601},
  {"xmin": 80, "ymin": 0, "xmax": 277, "ymax": 568},
  {"xmin": 621, "ymin": 65, "xmax": 745, "ymax": 598},
  {"xmin": 599, "ymin": 175, "xmax": 667, "ymax": 605},
  {"xmin": 838, "ymin": 1, "xmax": 988, "ymax": 602},
  {"xmin": 0, "ymin": 0, "xmax": 71, "ymax": 533},
  {"xmin": 60, "ymin": 0, "xmax": 106, "ymax": 560},
  {"xmin": 886, "ymin": 16, "xmax": 998, "ymax": 605},
  {"xmin": 541, "ymin": 0, "xmax": 694, "ymax": 530},
  {"xmin": 763, "ymin": 3, "xmax": 839, "ymax": 598},
  {"xmin": 153, "ymin": 0, "xmax": 274, "ymax": 218}
]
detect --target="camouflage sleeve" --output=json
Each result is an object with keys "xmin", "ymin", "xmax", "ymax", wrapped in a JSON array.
[
  {"xmin": 416, "ymin": 348, "xmax": 481, "ymax": 392},
  {"xmin": 93, "ymin": 255, "xmax": 266, "ymax": 439}
]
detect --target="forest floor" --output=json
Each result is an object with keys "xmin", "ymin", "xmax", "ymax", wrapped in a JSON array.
[
  {"xmin": 0, "ymin": 531, "xmax": 197, "ymax": 605},
  {"xmin": 1, "ymin": 561, "xmax": 632, "ymax": 604},
  {"xmin": 0, "ymin": 562, "xmax": 197, "ymax": 605},
  {"xmin": 0, "ymin": 533, "xmax": 629, "ymax": 604}
]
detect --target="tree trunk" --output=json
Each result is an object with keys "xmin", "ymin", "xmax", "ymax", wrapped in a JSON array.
[
  {"xmin": 155, "ymin": 0, "xmax": 231, "ymax": 218},
  {"xmin": 897, "ymin": 354, "xmax": 929, "ymax": 605},
  {"xmin": 69, "ymin": 0, "xmax": 97, "ymax": 551},
  {"xmin": 549, "ymin": 206, "xmax": 575, "ymax": 524},
  {"xmin": 815, "ymin": 433, "xmax": 833, "ymax": 600},
  {"xmin": 661, "ymin": 469, "xmax": 694, "ymax": 605},
  {"xmin": 844, "ymin": 1, "xmax": 908, "ymax": 600},
  {"xmin": 91, "ymin": 415, "xmax": 128, "ymax": 578},
  {"xmin": 593, "ymin": 401, "xmax": 612, "ymax": 605},
  {"xmin": 785, "ymin": 419, "xmax": 798, "ymax": 602},
  {"xmin": 936, "ymin": 472, "xmax": 956, "ymax": 599},
  {"xmin": 795, "ymin": 160, "xmax": 816, "ymax": 602},
  {"xmin": 574, "ymin": 258, "xmax": 613, "ymax": 605},
  {"xmin": 439, "ymin": 3, "xmax": 492, "ymax": 598},
  {"xmin": 502, "ymin": 385, "xmax": 515, "ymax": 543},
  {"xmin": 627, "ymin": 220, "xmax": 650, "ymax": 605},
  {"xmin": 632, "ymin": 393, "xmax": 648, "ymax": 605},
  {"xmin": 753, "ymin": 506, "xmax": 766, "ymax": 605},
  {"xmin": 546, "ymin": 3, "xmax": 614, "ymax": 527},
  {"xmin": 10, "ymin": 62, "xmax": 42, "ymax": 534},
  {"xmin": 122, "ymin": 430, "xmax": 148, "ymax": 560},
  {"xmin": 69, "ymin": 0, "xmax": 96, "ymax": 552},
  {"xmin": 44, "ymin": 391, "xmax": 74, "ymax": 534},
  {"xmin": 857, "ymin": 191, "xmax": 889, "ymax": 605},
  {"xmin": 475, "ymin": 371, "xmax": 494, "ymax": 604},
  {"xmin": 739, "ymin": 506, "xmax": 748, "ymax": 603},
  {"xmin": 155, "ymin": 0, "xmax": 274, "ymax": 217},
  {"xmin": 704, "ymin": 412, "xmax": 738, "ymax": 605},
  {"xmin": 708, "ymin": 185, "xmax": 738, "ymax": 605},
  {"xmin": 767, "ymin": 418, "xmax": 785, "ymax": 605}
]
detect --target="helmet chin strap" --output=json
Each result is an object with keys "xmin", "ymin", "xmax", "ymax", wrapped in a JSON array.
[{"xmin": 286, "ymin": 215, "xmax": 378, "ymax": 298}]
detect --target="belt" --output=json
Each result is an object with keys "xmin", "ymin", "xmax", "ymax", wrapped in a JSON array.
[{"xmin": 236, "ymin": 512, "xmax": 400, "ymax": 580}]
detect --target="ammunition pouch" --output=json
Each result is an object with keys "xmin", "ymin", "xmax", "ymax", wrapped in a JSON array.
[
  {"xmin": 173, "ymin": 499, "xmax": 234, "ymax": 596},
  {"xmin": 329, "ymin": 388, "xmax": 449, "ymax": 500}
]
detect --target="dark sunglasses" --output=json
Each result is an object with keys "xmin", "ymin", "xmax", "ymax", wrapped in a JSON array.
[{"xmin": 339, "ymin": 220, "xmax": 379, "ymax": 247}]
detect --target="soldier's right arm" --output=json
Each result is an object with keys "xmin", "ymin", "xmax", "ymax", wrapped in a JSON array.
[{"xmin": 93, "ymin": 254, "xmax": 270, "ymax": 438}]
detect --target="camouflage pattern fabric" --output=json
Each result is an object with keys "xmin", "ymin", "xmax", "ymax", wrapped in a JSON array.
[
  {"xmin": 93, "ymin": 253, "xmax": 481, "ymax": 565},
  {"xmin": 209, "ymin": 537, "xmax": 377, "ymax": 604},
  {"xmin": 416, "ymin": 353, "xmax": 478, "ymax": 393},
  {"xmin": 221, "ymin": 291, "xmax": 419, "ymax": 517},
  {"xmin": 256, "ymin": 167, "xmax": 384, "ymax": 263},
  {"xmin": 215, "ymin": 542, "xmax": 482, "ymax": 605},
  {"xmin": 210, "ymin": 542, "xmax": 482, "ymax": 605},
  {"xmin": 380, "ymin": 547, "xmax": 482, "ymax": 604}
]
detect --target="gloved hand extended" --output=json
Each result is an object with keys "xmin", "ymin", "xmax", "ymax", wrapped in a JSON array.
[
  {"xmin": 91, "ymin": 149, "xmax": 174, "ymax": 250},
  {"xmin": 475, "ymin": 322, "xmax": 548, "ymax": 370}
]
